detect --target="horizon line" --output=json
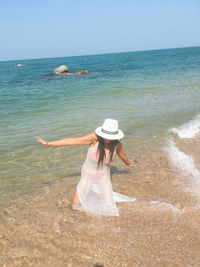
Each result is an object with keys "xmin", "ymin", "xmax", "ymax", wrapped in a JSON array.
[{"xmin": 0, "ymin": 45, "xmax": 199, "ymax": 63}]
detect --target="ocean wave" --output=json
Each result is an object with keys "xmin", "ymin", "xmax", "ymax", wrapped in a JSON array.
[
  {"xmin": 165, "ymin": 139, "xmax": 200, "ymax": 181},
  {"xmin": 149, "ymin": 200, "xmax": 180, "ymax": 213},
  {"xmin": 165, "ymin": 138, "xmax": 200, "ymax": 204},
  {"xmin": 169, "ymin": 114, "xmax": 200, "ymax": 138}
]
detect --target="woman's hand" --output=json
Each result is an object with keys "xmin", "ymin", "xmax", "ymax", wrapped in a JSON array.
[
  {"xmin": 37, "ymin": 137, "xmax": 47, "ymax": 146},
  {"xmin": 127, "ymin": 160, "xmax": 134, "ymax": 167}
]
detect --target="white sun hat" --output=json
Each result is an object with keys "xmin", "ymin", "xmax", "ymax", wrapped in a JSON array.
[{"xmin": 95, "ymin": 119, "xmax": 124, "ymax": 140}]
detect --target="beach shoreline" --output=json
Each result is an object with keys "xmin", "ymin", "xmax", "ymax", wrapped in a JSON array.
[
  {"xmin": 1, "ymin": 142, "xmax": 200, "ymax": 266},
  {"xmin": 1, "ymin": 46, "xmax": 200, "ymax": 266}
]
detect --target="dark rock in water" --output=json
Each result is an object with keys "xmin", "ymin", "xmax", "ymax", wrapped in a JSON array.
[
  {"xmin": 74, "ymin": 70, "xmax": 89, "ymax": 75},
  {"xmin": 54, "ymin": 65, "xmax": 69, "ymax": 74},
  {"xmin": 53, "ymin": 65, "xmax": 94, "ymax": 76}
]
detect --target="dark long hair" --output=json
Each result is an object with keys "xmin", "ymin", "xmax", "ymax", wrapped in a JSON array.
[{"xmin": 97, "ymin": 135, "xmax": 119, "ymax": 168}]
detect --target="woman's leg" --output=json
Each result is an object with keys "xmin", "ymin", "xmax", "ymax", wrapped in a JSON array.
[{"xmin": 73, "ymin": 190, "xmax": 81, "ymax": 205}]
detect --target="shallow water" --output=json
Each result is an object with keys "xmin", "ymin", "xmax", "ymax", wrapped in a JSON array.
[
  {"xmin": 1, "ymin": 47, "xmax": 200, "ymax": 265},
  {"xmin": 1, "ymin": 47, "xmax": 200, "ymax": 211}
]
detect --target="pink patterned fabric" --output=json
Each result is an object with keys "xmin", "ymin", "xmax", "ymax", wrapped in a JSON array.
[{"xmin": 77, "ymin": 142, "xmax": 136, "ymax": 216}]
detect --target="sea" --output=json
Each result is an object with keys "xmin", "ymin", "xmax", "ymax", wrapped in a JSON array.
[{"xmin": 1, "ymin": 46, "xmax": 200, "ymax": 212}]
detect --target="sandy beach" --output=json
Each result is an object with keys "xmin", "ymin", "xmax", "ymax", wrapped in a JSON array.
[{"xmin": 1, "ymin": 141, "xmax": 200, "ymax": 267}]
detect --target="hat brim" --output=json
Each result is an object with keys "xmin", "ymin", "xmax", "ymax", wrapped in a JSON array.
[{"xmin": 95, "ymin": 127, "xmax": 124, "ymax": 140}]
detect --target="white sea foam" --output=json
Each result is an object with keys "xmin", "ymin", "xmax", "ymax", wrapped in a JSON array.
[
  {"xmin": 166, "ymin": 139, "xmax": 200, "ymax": 181},
  {"xmin": 169, "ymin": 114, "xmax": 200, "ymax": 138},
  {"xmin": 149, "ymin": 200, "xmax": 180, "ymax": 213},
  {"xmin": 165, "ymin": 138, "xmax": 200, "ymax": 202}
]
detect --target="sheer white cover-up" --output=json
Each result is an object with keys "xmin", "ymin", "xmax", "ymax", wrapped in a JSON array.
[{"xmin": 77, "ymin": 142, "xmax": 136, "ymax": 216}]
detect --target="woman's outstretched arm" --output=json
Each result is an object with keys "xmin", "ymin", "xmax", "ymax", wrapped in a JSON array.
[
  {"xmin": 37, "ymin": 133, "xmax": 96, "ymax": 147},
  {"xmin": 116, "ymin": 142, "xmax": 134, "ymax": 167}
]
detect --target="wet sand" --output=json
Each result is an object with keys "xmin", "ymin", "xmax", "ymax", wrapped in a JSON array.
[
  {"xmin": 1, "ymin": 142, "xmax": 200, "ymax": 266},
  {"xmin": 175, "ymin": 133, "xmax": 200, "ymax": 174}
]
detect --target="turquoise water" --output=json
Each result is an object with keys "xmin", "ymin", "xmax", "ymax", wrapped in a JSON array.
[{"xmin": 1, "ymin": 46, "xmax": 200, "ymax": 209}]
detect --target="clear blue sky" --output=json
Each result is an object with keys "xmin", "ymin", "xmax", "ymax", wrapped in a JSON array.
[{"xmin": 0, "ymin": 0, "xmax": 199, "ymax": 61}]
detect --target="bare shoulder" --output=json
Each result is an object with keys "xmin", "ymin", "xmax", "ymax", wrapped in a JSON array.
[
  {"xmin": 116, "ymin": 141, "xmax": 123, "ymax": 153},
  {"xmin": 117, "ymin": 141, "xmax": 122, "ymax": 148}
]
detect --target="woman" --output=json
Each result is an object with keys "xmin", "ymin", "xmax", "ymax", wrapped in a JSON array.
[{"xmin": 37, "ymin": 119, "xmax": 135, "ymax": 216}]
